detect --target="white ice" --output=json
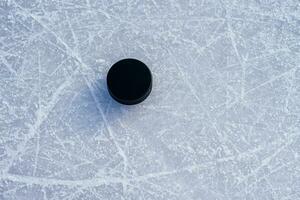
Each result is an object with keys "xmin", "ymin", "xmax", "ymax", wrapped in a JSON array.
[{"xmin": 0, "ymin": 0, "xmax": 300, "ymax": 199}]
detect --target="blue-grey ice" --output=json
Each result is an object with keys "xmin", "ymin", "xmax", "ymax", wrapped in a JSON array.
[{"xmin": 0, "ymin": 0, "xmax": 300, "ymax": 199}]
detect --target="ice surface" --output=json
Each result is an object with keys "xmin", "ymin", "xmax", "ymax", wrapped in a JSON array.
[{"xmin": 1, "ymin": 0, "xmax": 300, "ymax": 199}]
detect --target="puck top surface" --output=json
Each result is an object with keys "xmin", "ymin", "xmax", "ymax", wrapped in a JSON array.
[{"xmin": 107, "ymin": 58, "xmax": 152, "ymax": 105}]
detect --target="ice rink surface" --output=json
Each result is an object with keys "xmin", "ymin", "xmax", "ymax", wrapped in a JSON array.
[{"xmin": 1, "ymin": 0, "xmax": 300, "ymax": 199}]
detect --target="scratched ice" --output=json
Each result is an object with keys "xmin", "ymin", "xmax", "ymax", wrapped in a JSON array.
[{"xmin": 1, "ymin": 0, "xmax": 300, "ymax": 199}]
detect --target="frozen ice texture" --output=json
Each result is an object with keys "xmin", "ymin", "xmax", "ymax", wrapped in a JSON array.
[{"xmin": 0, "ymin": 0, "xmax": 300, "ymax": 199}]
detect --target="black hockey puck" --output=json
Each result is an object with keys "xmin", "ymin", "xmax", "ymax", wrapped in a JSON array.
[{"xmin": 107, "ymin": 58, "xmax": 152, "ymax": 105}]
